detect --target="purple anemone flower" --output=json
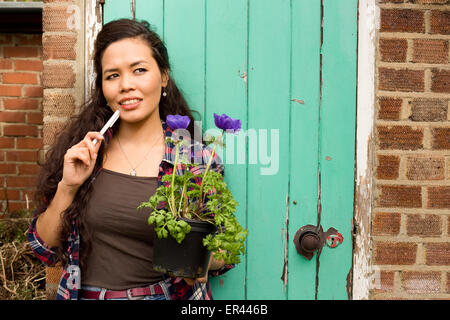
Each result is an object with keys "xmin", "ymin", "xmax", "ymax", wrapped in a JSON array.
[
  {"xmin": 213, "ymin": 113, "xmax": 241, "ymax": 134},
  {"xmin": 166, "ymin": 115, "xmax": 190, "ymax": 130}
]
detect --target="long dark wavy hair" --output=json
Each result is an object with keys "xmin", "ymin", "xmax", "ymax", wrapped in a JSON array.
[{"xmin": 34, "ymin": 19, "xmax": 199, "ymax": 270}]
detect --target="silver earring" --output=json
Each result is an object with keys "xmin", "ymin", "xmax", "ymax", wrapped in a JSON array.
[{"xmin": 162, "ymin": 90, "xmax": 167, "ymax": 97}]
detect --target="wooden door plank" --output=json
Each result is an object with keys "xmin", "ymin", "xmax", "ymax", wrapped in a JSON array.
[
  {"xmin": 246, "ymin": 0, "xmax": 291, "ymax": 300},
  {"xmin": 287, "ymin": 0, "xmax": 321, "ymax": 300},
  {"xmin": 205, "ymin": 0, "xmax": 248, "ymax": 300},
  {"xmin": 317, "ymin": 0, "xmax": 357, "ymax": 300},
  {"xmin": 164, "ymin": 0, "xmax": 206, "ymax": 122},
  {"xmin": 103, "ymin": 0, "xmax": 133, "ymax": 22},
  {"xmin": 135, "ymin": 0, "xmax": 164, "ymax": 38}
]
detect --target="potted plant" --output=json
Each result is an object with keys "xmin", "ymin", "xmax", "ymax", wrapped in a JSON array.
[{"xmin": 138, "ymin": 113, "xmax": 248, "ymax": 278}]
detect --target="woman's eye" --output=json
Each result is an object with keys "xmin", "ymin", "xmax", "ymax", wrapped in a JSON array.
[
  {"xmin": 105, "ymin": 73, "xmax": 118, "ymax": 80},
  {"xmin": 135, "ymin": 68, "xmax": 147, "ymax": 74}
]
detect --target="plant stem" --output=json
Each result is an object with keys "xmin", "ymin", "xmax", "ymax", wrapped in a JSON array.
[
  {"xmin": 171, "ymin": 143, "xmax": 180, "ymax": 217},
  {"xmin": 178, "ymin": 179, "xmax": 187, "ymax": 217},
  {"xmin": 199, "ymin": 131, "xmax": 224, "ymax": 209}
]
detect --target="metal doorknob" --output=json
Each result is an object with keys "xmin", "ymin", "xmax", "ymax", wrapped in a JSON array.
[
  {"xmin": 293, "ymin": 224, "xmax": 343, "ymax": 260},
  {"xmin": 300, "ymin": 231, "xmax": 320, "ymax": 252}
]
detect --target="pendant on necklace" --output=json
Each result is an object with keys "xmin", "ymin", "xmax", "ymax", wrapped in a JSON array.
[{"xmin": 130, "ymin": 169, "xmax": 137, "ymax": 176}]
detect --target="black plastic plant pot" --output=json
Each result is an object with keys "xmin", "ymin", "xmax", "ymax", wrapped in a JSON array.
[{"xmin": 152, "ymin": 218, "xmax": 216, "ymax": 278}]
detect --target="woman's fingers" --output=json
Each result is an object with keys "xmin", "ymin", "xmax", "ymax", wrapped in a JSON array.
[
  {"xmin": 183, "ymin": 274, "xmax": 208, "ymax": 286},
  {"xmin": 83, "ymin": 132, "xmax": 104, "ymax": 159},
  {"xmin": 66, "ymin": 146, "xmax": 91, "ymax": 167}
]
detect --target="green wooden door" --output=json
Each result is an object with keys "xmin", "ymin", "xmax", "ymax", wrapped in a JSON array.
[{"xmin": 103, "ymin": 0, "xmax": 357, "ymax": 300}]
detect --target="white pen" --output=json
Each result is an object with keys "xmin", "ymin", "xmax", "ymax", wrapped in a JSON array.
[{"xmin": 92, "ymin": 110, "xmax": 120, "ymax": 145}]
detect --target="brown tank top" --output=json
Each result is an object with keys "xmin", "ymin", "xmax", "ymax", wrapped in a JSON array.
[{"xmin": 81, "ymin": 168, "xmax": 165, "ymax": 290}]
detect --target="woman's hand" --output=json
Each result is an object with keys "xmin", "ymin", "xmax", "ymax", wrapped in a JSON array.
[
  {"xmin": 183, "ymin": 251, "xmax": 225, "ymax": 286},
  {"xmin": 60, "ymin": 131, "xmax": 104, "ymax": 192}
]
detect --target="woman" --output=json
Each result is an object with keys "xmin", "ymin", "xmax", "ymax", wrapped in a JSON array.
[{"xmin": 27, "ymin": 19, "xmax": 232, "ymax": 300}]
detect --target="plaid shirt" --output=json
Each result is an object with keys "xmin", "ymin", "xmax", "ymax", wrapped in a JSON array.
[{"xmin": 27, "ymin": 121, "xmax": 233, "ymax": 300}]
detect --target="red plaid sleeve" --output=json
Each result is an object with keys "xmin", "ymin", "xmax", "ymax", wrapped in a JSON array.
[{"xmin": 26, "ymin": 200, "xmax": 59, "ymax": 267}]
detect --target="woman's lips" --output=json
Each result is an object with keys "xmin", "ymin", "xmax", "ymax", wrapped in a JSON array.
[{"xmin": 119, "ymin": 99, "xmax": 142, "ymax": 110}]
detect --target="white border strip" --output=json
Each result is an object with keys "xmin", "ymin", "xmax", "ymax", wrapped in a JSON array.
[
  {"xmin": 84, "ymin": 0, "xmax": 103, "ymax": 100},
  {"xmin": 352, "ymin": 0, "xmax": 378, "ymax": 300}
]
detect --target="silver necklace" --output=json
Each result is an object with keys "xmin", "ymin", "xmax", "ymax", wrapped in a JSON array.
[{"xmin": 116, "ymin": 133, "xmax": 163, "ymax": 176}]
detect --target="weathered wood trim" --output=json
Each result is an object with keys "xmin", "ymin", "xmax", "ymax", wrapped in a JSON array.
[
  {"xmin": 84, "ymin": 0, "xmax": 103, "ymax": 100},
  {"xmin": 352, "ymin": 0, "xmax": 378, "ymax": 300}
]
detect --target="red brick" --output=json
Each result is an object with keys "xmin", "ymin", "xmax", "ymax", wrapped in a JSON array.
[
  {"xmin": 410, "ymin": 98, "xmax": 447, "ymax": 122},
  {"xmin": 0, "ymin": 163, "xmax": 16, "ymax": 174},
  {"xmin": 430, "ymin": 10, "xmax": 450, "ymax": 35},
  {"xmin": 3, "ymin": 125, "xmax": 38, "ymax": 137},
  {"xmin": 16, "ymin": 138, "xmax": 43, "ymax": 149},
  {"xmin": 14, "ymin": 60, "xmax": 43, "ymax": 72},
  {"xmin": 427, "ymin": 186, "xmax": 450, "ymax": 209},
  {"xmin": 425, "ymin": 242, "xmax": 450, "ymax": 265},
  {"xmin": 374, "ymin": 242, "xmax": 417, "ymax": 265},
  {"xmin": 7, "ymin": 202, "xmax": 29, "ymax": 214},
  {"xmin": 448, "ymin": 216, "xmax": 450, "ymax": 236},
  {"xmin": 43, "ymin": 34, "xmax": 76, "ymax": 60},
  {"xmin": 377, "ymin": 125, "xmax": 423, "ymax": 150},
  {"xmin": 431, "ymin": 127, "xmax": 450, "ymax": 150},
  {"xmin": 3, "ymin": 98, "xmax": 39, "ymax": 110},
  {"xmin": 378, "ymin": 97, "xmax": 402, "ymax": 120},
  {"xmin": 447, "ymin": 273, "xmax": 450, "ymax": 293},
  {"xmin": 23, "ymin": 86, "xmax": 43, "ymax": 98},
  {"xmin": 17, "ymin": 164, "xmax": 40, "ymax": 175},
  {"xmin": 42, "ymin": 92, "xmax": 75, "ymax": 117},
  {"xmin": 378, "ymin": 68, "xmax": 425, "ymax": 92},
  {"xmin": 6, "ymin": 150, "xmax": 39, "ymax": 162},
  {"xmin": 412, "ymin": 39, "xmax": 448, "ymax": 64},
  {"xmin": 0, "ymin": 59, "xmax": 13, "ymax": 70},
  {"xmin": 375, "ymin": 271, "xmax": 395, "ymax": 293},
  {"xmin": 373, "ymin": 212, "xmax": 401, "ymax": 235},
  {"xmin": 406, "ymin": 156, "xmax": 445, "ymax": 180},
  {"xmin": 6, "ymin": 176, "xmax": 38, "ymax": 188},
  {"xmin": 0, "ymin": 85, "xmax": 22, "ymax": 97},
  {"xmin": 3, "ymin": 47, "xmax": 39, "ymax": 58},
  {"xmin": 431, "ymin": 69, "xmax": 450, "ymax": 93},
  {"xmin": 27, "ymin": 112, "xmax": 43, "ymax": 125},
  {"xmin": 14, "ymin": 34, "xmax": 42, "ymax": 46},
  {"xmin": 43, "ymin": 5, "xmax": 76, "ymax": 32},
  {"xmin": 406, "ymin": 214, "xmax": 442, "ymax": 236},
  {"xmin": 43, "ymin": 121, "xmax": 66, "ymax": 145},
  {"xmin": 0, "ymin": 111, "xmax": 26, "ymax": 123},
  {"xmin": 412, "ymin": 0, "xmax": 449, "ymax": 3},
  {"xmin": 0, "ymin": 34, "xmax": 12, "ymax": 45},
  {"xmin": 42, "ymin": 64, "xmax": 75, "ymax": 88},
  {"xmin": 402, "ymin": 272, "xmax": 441, "ymax": 294},
  {"xmin": 377, "ymin": 155, "xmax": 400, "ymax": 180},
  {"xmin": 3, "ymin": 72, "xmax": 38, "ymax": 85},
  {"xmin": 0, "ymin": 189, "xmax": 20, "ymax": 201},
  {"xmin": 0, "ymin": 137, "xmax": 15, "ymax": 148},
  {"xmin": 379, "ymin": 39, "xmax": 407, "ymax": 62},
  {"xmin": 380, "ymin": 9, "xmax": 425, "ymax": 33},
  {"xmin": 377, "ymin": 185, "xmax": 422, "ymax": 208}
]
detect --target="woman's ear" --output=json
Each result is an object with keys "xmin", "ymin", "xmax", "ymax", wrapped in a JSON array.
[{"xmin": 161, "ymin": 70, "xmax": 169, "ymax": 88}]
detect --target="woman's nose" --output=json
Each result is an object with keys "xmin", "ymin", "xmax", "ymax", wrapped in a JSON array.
[{"xmin": 119, "ymin": 74, "xmax": 136, "ymax": 92}]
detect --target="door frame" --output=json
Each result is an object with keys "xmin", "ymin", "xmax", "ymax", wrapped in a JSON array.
[{"xmin": 83, "ymin": 0, "xmax": 377, "ymax": 300}]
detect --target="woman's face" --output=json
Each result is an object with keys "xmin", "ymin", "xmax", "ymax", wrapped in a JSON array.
[{"xmin": 101, "ymin": 36, "xmax": 168, "ymax": 124}]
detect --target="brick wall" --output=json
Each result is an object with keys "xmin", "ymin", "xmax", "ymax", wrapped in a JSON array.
[
  {"xmin": 3, "ymin": 0, "xmax": 447, "ymax": 300},
  {"xmin": 0, "ymin": 33, "xmax": 43, "ymax": 215},
  {"xmin": 40, "ymin": 0, "xmax": 85, "ymax": 299},
  {"xmin": 373, "ymin": 0, "xmax": 450, "ymax": 299}
]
